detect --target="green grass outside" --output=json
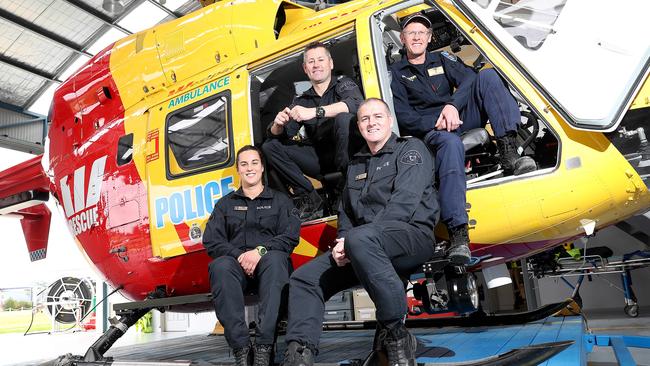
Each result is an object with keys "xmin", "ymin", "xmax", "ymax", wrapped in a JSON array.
[{"xmin": 0, "ymin": 309, "xmax": 52, "ymax": 334}]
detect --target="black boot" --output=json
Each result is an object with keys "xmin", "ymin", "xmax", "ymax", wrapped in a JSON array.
[
  {"xmin": 296, "ymin": 190, "xmax": 323, "ymax": 221},
  {"xmin": 253, "ymin": 343, "xmax": 274, "ymax": 366},
  {"xmin": 382, "ymin": 324, "xmax": 417, "ymax": 366},
  {"xmin": 233, "ymin": 344, "xmax": 252, "ymax": 366},
  {"xmin": 447, "ymin": 224, "xmax": 471, "ymax": 265},
  {"xmin": 281, "ymin": 341, "xmax": 314, "ymax": 366},
  {"xmin": 496, "ymin": 131, "xmax": 536, "ymax": 176}
]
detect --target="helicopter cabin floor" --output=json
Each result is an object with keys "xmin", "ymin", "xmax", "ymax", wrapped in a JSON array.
[{"xmin": 6, "ymin": 306, "xmax": 650, "ymax": 365}]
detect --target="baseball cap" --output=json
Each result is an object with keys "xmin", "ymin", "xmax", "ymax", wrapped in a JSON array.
[{"xmin": 400, "ymin": 13, "xmax": 432, "ymax": 29}]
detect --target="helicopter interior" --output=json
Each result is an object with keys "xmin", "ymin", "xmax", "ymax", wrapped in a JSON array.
[{"xmin": 249, "ymin": 8, "xmax": 560, "ymax": 218}]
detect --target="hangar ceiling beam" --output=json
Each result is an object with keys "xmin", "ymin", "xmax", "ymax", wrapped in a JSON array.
[
  {"xmin": 22, "ymin": 0, "xmax": 147, "ymax": 110},
  {"xmin": 63, "ymin": 0, "xmax": 136, "ymax": 36},
  {"xmin": 0, "ymin": 56, "xmax": 60, "ymax": 83},
  {"xmin": 0, "ymin": 9, "xmax": 92, "ymax": 58},
  {"xmin": 146, "ymin": 0, "xmax": 182, "ymax": 19}
]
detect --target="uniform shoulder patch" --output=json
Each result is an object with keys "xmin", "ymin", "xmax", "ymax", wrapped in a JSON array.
[
  {"xmin": 400, "ymin": 149, "xmax": 423, "ymax": 165},
  {"xmin": 441, "ymin": 51, "xmax": 457, "ymax": 62},
  {"xmin": 336, "ymin": 78, "xmax": 358, "ymax": 92}
]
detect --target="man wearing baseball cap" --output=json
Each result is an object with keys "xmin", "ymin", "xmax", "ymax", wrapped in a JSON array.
[{"xmin": 390, "ymin": 12, "xmax": 537, "ymax": 265}]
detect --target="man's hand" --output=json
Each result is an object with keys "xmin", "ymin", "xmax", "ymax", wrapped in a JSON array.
[
  {"xmin": 273, "ymin": 107, "xmax": 291, "ymax": 127},
  {"xmin": 289, "ymin": 105, "xmax": 316, "ymax": 122},
  {"xmin": 435, "ymin": 104, "xmax": 462, "ymax": 132},
  {"xmin": 331, "ymin": 238, "xmax": 350, "ymax": 267},
  {"xmin": 238, "ymin": 249, "xmax": 261, "ymax": 276}
]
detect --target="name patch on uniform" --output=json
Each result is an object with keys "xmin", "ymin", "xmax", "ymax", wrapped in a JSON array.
[
  {"xmin": 355, "ymin": 172, "xmax": 368, "ymax": 180},
  {"xmin": 401, "ymin": 150, "xmax": 423, "ymax": 165},
  {"xmin": 376, "ymin": 161, "xmax": 390, "ymax": 171},
  {"xmin": 234, "ymin": 206, "xmax": 248, "ymax": 211},
  {"xmin": 256, "ymin": 205, "xmax": 272, "ymax": 210},
  {"xmin": 428, "ymin": 66, "xmax": 444, "ymax": 76}
]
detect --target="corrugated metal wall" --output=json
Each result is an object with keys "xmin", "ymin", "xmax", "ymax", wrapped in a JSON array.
[{"xmin": 0, "ymin": 107, "xmax": 46, "ymax": 154}]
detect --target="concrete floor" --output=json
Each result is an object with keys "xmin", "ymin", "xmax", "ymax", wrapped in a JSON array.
[
  {"xmin": 1, "ymin": 327, "xmax": 194, "ymax": 365},
  {"xmin": 3, "ymin": 306, "xmax": 650, "ymax": 365}
]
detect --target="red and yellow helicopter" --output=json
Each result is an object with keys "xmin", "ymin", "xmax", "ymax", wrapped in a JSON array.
[{"xmin": 1, "ymin": 0, "xmax": 649, "ymax": 362}]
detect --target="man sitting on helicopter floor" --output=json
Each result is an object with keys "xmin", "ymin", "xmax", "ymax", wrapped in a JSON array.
[
  {"xmin": 262, "ymin": 41, "xmax": 364, "ymax": 221},
  {"xmin": 202, "ymin": 145, "xmax": 301, "ymax": 366},
  {"xmin": 389, "ymin": 13, "xmax": 537, "ymax": 265}
]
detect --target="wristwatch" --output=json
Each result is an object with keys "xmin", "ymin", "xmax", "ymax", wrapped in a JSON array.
[
  {"xmin": 316, "ymin": 106, "xmax": 325, "ymax": 119},
  {"xmin": 256, "ymin": 246, "xmax": 267, "ymax": 256}
]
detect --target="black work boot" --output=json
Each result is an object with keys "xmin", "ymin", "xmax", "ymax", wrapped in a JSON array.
[
  {"xmin": 281, "ymin": 341, "xmax": 314, "ymax": 366},
  {"xmin": 496, "ymin": 131, "xmax": 536, "ymax": 176},
  {"xmin": 383, "ymin": 324, "xmax": 417, "ymax": 366},
  {"xmin": 253, "ymin": 343, "xmax": 274, "ymax": 366},
  {"xmin": 233, "ymin": 344, "xmax": 252, "ymax": 366},
  {"xmin": 447, "ymin": 224, "xmax": 471, "ymax": 265},
  {"xmin": 296, "ymin": 190, "xmax": 323, "ymax": 221}
]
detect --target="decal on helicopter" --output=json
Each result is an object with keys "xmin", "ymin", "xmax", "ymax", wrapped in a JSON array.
[
  {"xmin": 167, "ymin": 76, "xmax": 230, "ymax": 109},
  {"xmin": 60, "ymin": 156, "xmax": 107, "ymax": 236},
  {"xmin": 154, "ymin": 176, "xmax": 235, "ymax": 229}
]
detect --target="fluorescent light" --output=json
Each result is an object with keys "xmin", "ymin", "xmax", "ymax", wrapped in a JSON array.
[{"xmin": 118, "ymin": 2, "xmax": 168, "ymax": 33}]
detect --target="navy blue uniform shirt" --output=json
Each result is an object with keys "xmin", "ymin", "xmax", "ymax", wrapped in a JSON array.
[
  {"xmin": 390, "ymin": 51, "xmax": 476, "ymax": 138},
  {"xmin": 266, "ymin": 76, "xmax": 363, "ymax": 144},
  {"xmin": 202, "ymin": 186, "xmax": 300, "ymax": 259},
  {"xmin": 337, "ymin": 134, "xmax": 439, "ymax": 238}
]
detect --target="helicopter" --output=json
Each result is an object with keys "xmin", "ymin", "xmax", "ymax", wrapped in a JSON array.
[{"xmin": 0, "ymin": 0, "xmax": 648, "ymax": 363}]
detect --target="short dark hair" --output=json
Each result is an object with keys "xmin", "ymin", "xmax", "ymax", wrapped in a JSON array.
[
  {"xmin": 303, "ymin": 41, "xmax": 331, "ymax": 62},
  {"xmin": 358, "ymin": 97, "xmax": 391, "ymax": 116},
  {"xmin": 236, "ymin": 145, "xmax": 264, "ymax": 166}
]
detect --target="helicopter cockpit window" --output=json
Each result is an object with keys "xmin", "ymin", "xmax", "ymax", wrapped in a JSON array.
[
  {"xmin": 489, "ymin": 0, "xmax": 565, "ymax": 50},
  {"xmin": 166, "ymin": 93, "xmax": 232, "ymax": 177},
  {"xmin": 116, "ymin": 133, "xmax": 133, "ymax": 166}
]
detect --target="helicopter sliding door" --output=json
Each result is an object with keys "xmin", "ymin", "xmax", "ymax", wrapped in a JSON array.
[{"xmin": 145, "ymin": 67, "xmax": 252, "ymax": 259}]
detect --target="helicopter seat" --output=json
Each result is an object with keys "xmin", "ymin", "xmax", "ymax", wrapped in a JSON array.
[{"xmin": 460, "ymin": 128, "xmax": 490, "ymax": 152}]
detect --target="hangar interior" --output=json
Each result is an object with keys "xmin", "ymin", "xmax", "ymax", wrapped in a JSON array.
[{"xmin": 0, "ymin": 0, "xmax": 649, "ymax": 365}]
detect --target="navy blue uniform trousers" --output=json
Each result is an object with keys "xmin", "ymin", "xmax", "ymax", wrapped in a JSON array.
[
  {"xmin": 285, "ymin": 221, "xmax": 434, "ymax": 349},
  {"xmin": 425, "ymin": 69, "xmax": 520, "ymax": 228},
  {"xmin": 262, "ymin": 113, "xmax": 358, "ymax": 195},
  {"xmin": 209, "ymin": 251, "xmax": 290, "ymax": 348}
]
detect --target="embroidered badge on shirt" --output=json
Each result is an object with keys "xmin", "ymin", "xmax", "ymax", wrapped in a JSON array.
[
  {"xmin": 291, "ymin": 208, "xmax": 300, "ymax": 218},
  {"xmin": 401, "ymin": 75, "xmax": 417, "ymax": 82},
  {"xmin": 355, "ymin": 172, "xmax": 368, "ymax": 180},
  {"xmin": 401, "ymin": 150, "xmax": 423, "ymax": 165},
  {"xmin": 337, "ymin": 79, "xmax": 358, "ymax": 92},
  {"xmin": 233, "ymin": 206, "xmax": 248, "ymax": 211},
  {"xmin": 256, "ymin": 205, "xmax": 272, "ymax": 210},
  {"xmin": 428, "ymin": 66, "xmax": 444, "ymax": 76},
  {"xmin": 441, "ymin": 51, "xmax": 457, "ymax": 62}
]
